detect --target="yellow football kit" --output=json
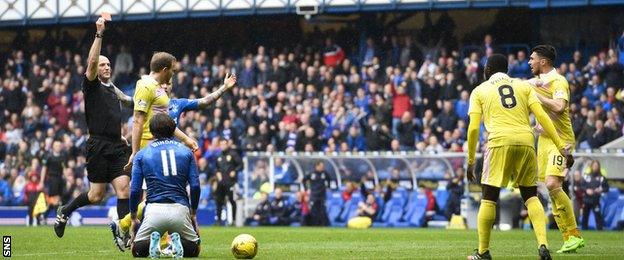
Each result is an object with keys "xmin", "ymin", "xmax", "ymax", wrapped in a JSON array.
[
  {"xmin": 468, "ymin": 73, "xmax": 563, "ymax": 188},
  {"xmin": 532, "ymin": 69, "xmax": 576, "ymax": 181},
  {"xmin": 133, "ymin": 75, "xmax": 170, "ymax": 148}
]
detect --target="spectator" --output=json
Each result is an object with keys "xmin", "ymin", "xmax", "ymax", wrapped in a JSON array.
[
  {"xmin": 571, "ymin": 170, "xmax": 584, "ymax": 219},
  {"xmin": 347, "ymin": 193, "xmax": 378, "ymax": 229},
  {"xmin": 270, "ymin": 188, "xmax": 290, "ymax": 226},
  {"xmin": 444, "ymin": 168, "xmax": 465, "ymax": 220},
  {"xmin": 245, "ymin": 192, "xmax": 271, "ymax": 226},
  {"xmin": 455, "ymin": 90, "xmax": 470, "ymax": 121},
  {"xmin": 346, "ymin": 125, "xmax": 366, "ymax": 152},
  {"xmin": 239, "ymin": 58, "xmax": 256, "ymax": 88},
  {"xmin": 323, "ymin": 38, "xmax": 345, "ymax": 68},
  {"xmin": 0, "ymin": 172, "xmax": 12, "ymax": 206},
  {"xmin": 391, "ymin": 86, "xmax": 413, "ymax": 136},
  {"xmin": 24, "ymin": 172, "xmax": 41, "ymax": 226},
  {"xmin": 113, "ymin": 45, "xmax": 133, "ymax": 85},
  {"xmin": 361, "ymin": 37, "xmax": 376, "ymax": 67},
  {"xmin": 342, "ymin": 181, "xmax": 357, "ymax": 203},
  {"xmin": 581, "ymin": 160, "xmax": 609, "ymax": 230},
  {"xmin": 509, "ymin": 50, "xmax": 531, "ymax": 79},
  {"xmin": 420, "ymin": 187, "xmax": 438, "ymax": 227},
  {"xmin": 360, "ymin": 116, "xmax": 391, "ymax": 151},
  {"xmin": 587, "ymin": 120, "xmax": 610, "ymax": 148},
  {"xmin": 396, "ymin": 112, "xmax": 417, "ymax": 150},
  {"xmin": 600, "ymin": 56, "xmax": 623, "ymax": 88},
  {"xmin": 435, "ymin": 101, "xmax": 458, "ymax": 135},
  {"xmin": 583, "ymin": 75, "xmax": 606, "ymax": 107},
  {"xmin": 291, "ymin": 191, "xmax": 310, "ymax": 226}
]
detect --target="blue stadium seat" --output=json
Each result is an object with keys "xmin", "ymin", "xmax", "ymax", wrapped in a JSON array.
[
  {"xmin": 327, "ymin": 193, "xmax": 345, "ymax": 226},
  {"xmin": 372, "ymin": 192, "xmax": 407, "ymax": 227},
  {"xmin": 393, "ymin": 192, "xmax": 428, "ymax": 227},
  {"xmin": 605, "ymin": 196, "xmax": 624, "ymax": 230},
  {"xmin": 602, "ymin": 188, "xmax": 620, "ymax": 212},
  {"xmin": 435, "ymin": 189, "xmax": 449, "ymax": 211},
  {"xmin": 374, "ymin": 196, "xmax": 385, "ymax": 222},
  {"xmin": 393, "ymin": 187, "xmax": 408, "ymax": 205}
]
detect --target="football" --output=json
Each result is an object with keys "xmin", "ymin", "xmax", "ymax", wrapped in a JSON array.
[{"xmin": 231, "ymin": 234, "xmax": 258, "ymax": 259}]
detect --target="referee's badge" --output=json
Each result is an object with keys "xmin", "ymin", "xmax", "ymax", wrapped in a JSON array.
[{"xmin": 137, "ymin": 99, "xmax": 147, "ymax": 108}]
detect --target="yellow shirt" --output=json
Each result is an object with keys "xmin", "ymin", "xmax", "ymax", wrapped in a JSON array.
[
  {"xmin": 532, "ymin": 69, "xmax": 576, "ymax": 144},
  {"xmin": 468, "ymin": 73, "xmax": 539, "ymax": 148},
  {"xmin": 133, "ymin": 75, "xmax": 170, "ymax": 141}
]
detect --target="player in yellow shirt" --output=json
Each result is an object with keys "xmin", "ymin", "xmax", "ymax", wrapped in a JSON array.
[
  {"xmin": 117, "ymin": 52, "xmax": 179, "ymax": 250},
  {"xmin": 528, "ymin": 45, "xmax": 584, "ymax": 253},
  {"xmin": 466, "ymin": 54, "xmax": 571, "ymax": 260}
]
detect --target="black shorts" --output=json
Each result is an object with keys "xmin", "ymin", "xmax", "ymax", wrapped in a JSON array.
[
  {"xmin": 86, "ymin": 136, "xmax": 130, "ymax": 183},
  {"xmin": 46, "ymin": 176, "xmax": 64, "ymax": 196}
]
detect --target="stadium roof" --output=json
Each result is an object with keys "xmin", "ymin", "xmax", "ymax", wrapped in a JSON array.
[{"xmin": 0, "ymin": 0, "xmax": 622, "ymax": 27}]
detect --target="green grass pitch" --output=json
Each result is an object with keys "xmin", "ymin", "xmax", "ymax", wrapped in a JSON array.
[{"xmin": 2, "ymin": 226, "xmax": 623, "ymax": 259}]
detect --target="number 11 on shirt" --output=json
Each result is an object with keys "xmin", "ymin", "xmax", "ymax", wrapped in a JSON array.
[{"xmin": 160, "ymin": 150, "xmax": 177, "ymax": 176}]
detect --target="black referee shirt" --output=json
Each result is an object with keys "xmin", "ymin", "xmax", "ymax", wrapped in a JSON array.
[
  {"xmin": 43, "ymin": 152, "xmax": 67, "ymax": 178},
  {"xmin": 82, "ymin": 75, "xmax": 122, "ymax": 139}
]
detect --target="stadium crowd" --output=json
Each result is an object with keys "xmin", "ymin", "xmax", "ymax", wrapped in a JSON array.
[{"xmin": 0, "ymin": 29, "xmax": 623, "ymax": 228}]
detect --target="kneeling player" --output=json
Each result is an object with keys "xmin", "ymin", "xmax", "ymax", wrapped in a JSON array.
[{"xmin": 129, "ymin": 114, "xmax": 201, "ymax": 258}]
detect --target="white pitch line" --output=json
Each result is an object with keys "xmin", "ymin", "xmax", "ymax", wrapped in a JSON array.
[{"xmin": 17, "ymin": 249, "xmax": 111, "ymax": 257}]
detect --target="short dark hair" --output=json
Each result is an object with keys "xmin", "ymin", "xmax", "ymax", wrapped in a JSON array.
[
  {"xmin": 531, "ymin": 45, "xmax": 556, "ymax": 64},
  {"xmin": 150, "ymin": 52, "xmax": 176, "ymax": 72},
  {"xmin": 485, "ymin": 53, "xmax": 508, "ymax": 79},
  {"xmin": 149, "ymin": 113, "xmax": 176, "ymax": 139}
]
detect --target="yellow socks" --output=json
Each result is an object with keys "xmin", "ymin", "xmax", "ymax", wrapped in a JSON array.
[
  {"xmin": 525, "ymin": 196, "xmax": 548, "ymax": 248},
  {"xmin": 550, "ymin": 188, "xmax": 581, "ymax": 239},
  {"xmin": 120, "ymin": 213, "xmax": 132, "ymax": 233},
  {"xmin": 120, "ymin": 202, "xmax": 145, "ymax": 234},
  {"xmin": 478, "ymin": 200, "xmax": 497, "ymax": 254},
  {"xmin": 549, "ymin": 192, "xmax": 568, "ymax": 240}
]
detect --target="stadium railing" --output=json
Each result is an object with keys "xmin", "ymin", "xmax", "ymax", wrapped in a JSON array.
[{"xmin": 240, "ymin": 150, "xmax": 624, "ymax": 229}]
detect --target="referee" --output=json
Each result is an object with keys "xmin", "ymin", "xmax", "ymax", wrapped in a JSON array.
[{"xmin": 54, "ymin": 17, "xmax": 132, "ymax": 249}]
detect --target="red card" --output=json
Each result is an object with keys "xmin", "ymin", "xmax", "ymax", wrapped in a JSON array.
[{"xmin": 101, "ymin": 12, "xmax": 112, "ymax": 21}]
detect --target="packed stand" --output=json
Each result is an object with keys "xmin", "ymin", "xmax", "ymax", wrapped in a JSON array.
[{"xmin": 0, "ymin": 30, "xmax": 623, "ymax": 229}]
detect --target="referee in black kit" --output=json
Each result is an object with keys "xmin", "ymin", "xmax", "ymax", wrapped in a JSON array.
[{"xmin": 54, "ymin": 17, "xmax": 133, "ymax": 249}]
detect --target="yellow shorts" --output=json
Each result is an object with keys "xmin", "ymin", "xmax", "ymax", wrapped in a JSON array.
[
  {"xmin": 482, "ymin": 145, "xmax": 537, "ymax": 188},
  {"xmin": 537, "ymin": 137, "xmax": 570, "ymax": 182}
]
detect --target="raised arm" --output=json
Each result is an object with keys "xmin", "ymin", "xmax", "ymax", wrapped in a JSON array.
[
  {"xmin": 85, "ymin": 18, "xmax": 106, "ymax": 81},
  {"xmin": 197, "ymin": 73, "xmax": 237, "ymax": 108},
  {"xmin": 174, "ymin": 128, "xmax": 198, "ymax": 151}
]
